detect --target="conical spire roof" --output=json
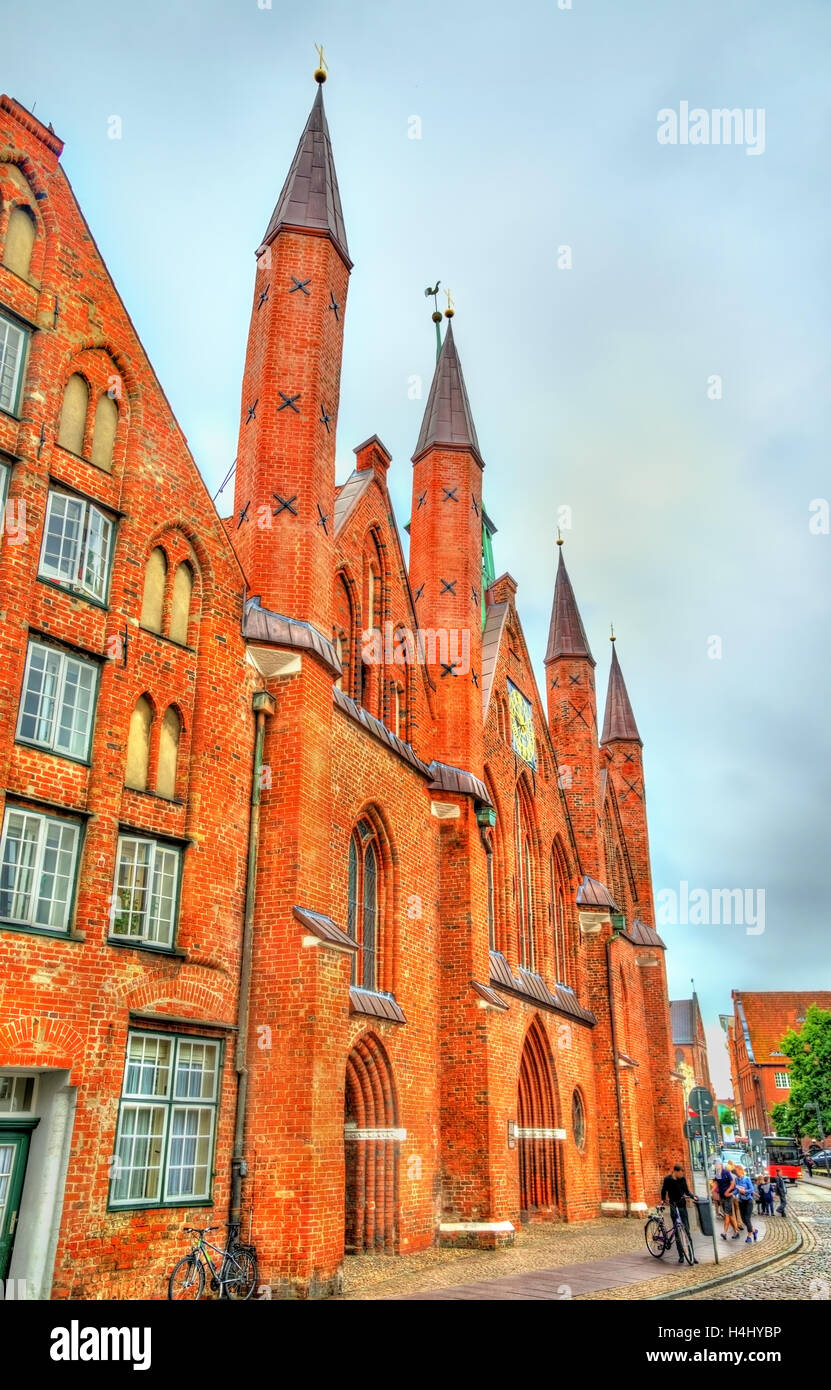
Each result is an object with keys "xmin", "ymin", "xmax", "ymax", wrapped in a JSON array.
[
  {"xmin": 601, "ymin": 644, "xmax": 641, "ymax": 744},
  {"xmin": 412, "ymin": 322, "xmax": 482, "ymax": 465},
  {"xmin": 261, "ymin": 85, "xmax": 350, "ymax": 265},
  {"xmin": 545, "ymin": 548, "xmax": 594, "ymax": 664}
]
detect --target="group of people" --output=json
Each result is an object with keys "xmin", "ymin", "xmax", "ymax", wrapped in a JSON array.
[{"xmin": 711, "ymin": 1161, "xmax": 788, "ymax": 1242}]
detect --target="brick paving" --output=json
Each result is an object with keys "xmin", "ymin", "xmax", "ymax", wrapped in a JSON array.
[
  {"xmin": 684, "ymin": 1183, "xmax": 831, "ymax": 1301},
  {"xmin": 340, "ymin": 1196, "xmax": 799, "ymax": 1300}
]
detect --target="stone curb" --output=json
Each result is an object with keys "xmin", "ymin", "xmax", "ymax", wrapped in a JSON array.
[{"xmin": 650, "ymin": 1220, "xmax": 803, "ymax": 1302}]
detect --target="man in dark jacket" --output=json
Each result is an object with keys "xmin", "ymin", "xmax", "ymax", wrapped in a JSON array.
[
  {"xmin": 660, "ymin": 1164, "xmax": 700, "ymax": 1264},
  {"xmin": 775, "ymin": 1172, "xmax": 788, "ymax": 1216}
]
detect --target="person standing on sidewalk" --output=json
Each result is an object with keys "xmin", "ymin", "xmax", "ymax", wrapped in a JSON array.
[
  {"xmin": 716, "ymin": 1162, "xmax": 741, "ymax": 1240},
  {"xmin": 660, "ymin": 1164, "xmax": 700, "ymax": 1265},
  {"xmin": 734, "ymin": 1165, "xmax": 759, "ymax": 1242},
  {"xmin": 775, "ymin": 1171, "xmax": 788, "ymax": 1216}
]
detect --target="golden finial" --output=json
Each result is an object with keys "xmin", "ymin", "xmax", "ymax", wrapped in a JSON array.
[
  {"xmin": 610, "ymin": 623, "xmax": 616, "ymax": 642},
  {"xmin": 444, "ymin": 288, "xmax": 455, "ymax": 319},
  {"xmin": 314, "ymin": 43, "xmax": 328, "ymax": 83},
  {"xmin": 556, "ymin": 528, "xmax": 564, "ymax": 547}
]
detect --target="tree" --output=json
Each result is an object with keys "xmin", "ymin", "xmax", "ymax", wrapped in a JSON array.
[
  {"xmin": 718, "ymin": 1105, "xmax": 736, "ymax": 1128},
  {"xmin": 769, "ymin": 1005, "xmax": 831, "ymax": 1141}
]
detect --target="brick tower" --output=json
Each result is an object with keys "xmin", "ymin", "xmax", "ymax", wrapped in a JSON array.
[
  {"xmin": 232, "ymin": 80, "xmax": 351, "ymax": 633},
  {"xmin": 600, "ymin": 640, "xmax": 650, "ymax": 913},
  {"xmin": 408, "ymin": 322, "xmax": 485, "ymax": 776},
  {"xmin": 544, "ymin": 544, "xmax": 603, "ymax": 879}
]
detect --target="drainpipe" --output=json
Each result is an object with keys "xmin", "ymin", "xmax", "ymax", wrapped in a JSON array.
[
  {"xmin": 230, "ymin": 689, "xmax": 274, "ymax": 1228},
  {"xmin": 605, "ymin": 923, "xmax": 632, "ymax": 1215}
]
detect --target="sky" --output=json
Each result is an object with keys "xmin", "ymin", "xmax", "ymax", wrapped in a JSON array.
[{"xmin": 5, "ymin": 0, "xmax": 830, "ymax": 1093}]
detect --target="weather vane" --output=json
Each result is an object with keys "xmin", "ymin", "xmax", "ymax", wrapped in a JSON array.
[{"xmin": 314, "ymin": 44, "xmax": 328, "ymax": 83}]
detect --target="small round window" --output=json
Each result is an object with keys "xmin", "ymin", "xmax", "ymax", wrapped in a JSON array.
[{"xmin": 572, "ymin": 1089, "xmax": 586, "ymax": 1153}]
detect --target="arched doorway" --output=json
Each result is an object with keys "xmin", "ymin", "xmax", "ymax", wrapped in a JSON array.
[
  {"xmin": 344, "ymin": 1034, "xmax": 399, "ymax": 1254},
  {"xmin": 517, "ymin": 1019, "xmax": 562, "ymax": 1217}
]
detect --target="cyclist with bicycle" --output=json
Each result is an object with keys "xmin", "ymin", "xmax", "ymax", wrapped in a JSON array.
[{"xmin": 660, "ymin": 1163, "xmax": 700, "ymax": 1265}]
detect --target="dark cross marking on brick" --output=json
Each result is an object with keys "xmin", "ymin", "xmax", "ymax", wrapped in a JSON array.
[
  {"xmin": 319, "ymin": 405, "xmax": 331, "ymax": 433},
  {"xmin": 414, "ymin": 583, "xmax": 424, "ymax": 602},
  {"xmin": 442, "ymin": 487, "xmax": 459, "ymax": 502},
  {"xmin": 440, "ymin": 578, "xmax": 456, "ymax": 595},
  {"xmin": 550, "ymin": 676, "xmax": 560, "ymax": 689},
  {"xmin": 329, "ymin": 289, "xmax": 340, "ymax": 320},
  {"xmin": 471, "ymin": 669, "xmax": 479, "ymax": 687},
  {"xmin": 622, "ymin": 776, "xmax": 642, "ymax": 800},
  {"xmin": 289, "ymin": 276, "xmax": 311, "ymax": 295},
  {"xmin": 471, "ymin": 586, "xmax": 479, "ymax": 605},
  {"xmin": 623, "ymin": 751, "xmax": 635, "ymax": 763},
  {"xmin": 246, "ymin": 399, "xmax": 258, "ymax": 424},
  {"xmin": 53, "ymin": 296, "xmax": 60, "ymax": 328},
  {"xmin": 471, "ymin": 495, "xmax": 480, "ymax": 516},
  {"xmin": 316, "ymin": 503, "xmax": 329, "ymax": 535},
  {"xmin": 568, "ymin": 701, "xmax": 590, "ymax": 729},
  {"xmin": 257, "ymin": 284, "xmax": 270, "ymax": 310},
  {"xmin": 417, "ymin": 491, "xmax": 427, "ymax": 509},
  {"xmin": 569, "ymin": 673, "xmax": 580, "ymax": 685},
  {"xmin": 272, "ymin": 493, "xmax": 298, "ymax": 516},
  {"xmin": 440, "ymin": 661, "xmax": 459, "ymax": 678},
  {"xmin": 278, "ymin": 392, "xmax": 301, "ymax": 412},
  {"xmin": 237, "ymin": 501, "xmax": 251, "ymax": 528}
]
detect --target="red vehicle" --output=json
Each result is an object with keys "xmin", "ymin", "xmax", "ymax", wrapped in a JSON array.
[{"xmin": 764, "ymin": 1135, "xmax": 802, "ymax": 1184}]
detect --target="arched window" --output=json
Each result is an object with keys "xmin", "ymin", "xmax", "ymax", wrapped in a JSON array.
[
  {"xmin": 58, "ymin": 374, "xmax": 89, "ymax": 456},
  {"xmin": 391, "ymin": 681, "xmax": 406, "ymax": 739},
  {"xmin": 486, "ymin": 842, "xmax": 495, "ymax": 951},
  {"xmin": 572, "ymin": 1088, "xmax": 587, "ymax": 1153},
  {"xmin": 91, "ymin": 393, "xmax": 118, "ymax": 471},
  {"xmin": 3, "ymin": 205, "xmax": 36, "ymax": 281},
  {"xmin": 125, "ymin": 695, "xmax": 153, "ymax": 791},
  {"xmin": 347, "ymin": 821, "xmax": 381, "ymax": 991},
  {"xmin": 551, "ymin": 839, "xmax": 571, "ymax": 986},
  {"xmin": 169, "ymin": 563, "xmax": 193, "ymax": 645},
  {"xmin": 334, "ymin": 572, "xmax": 353, "ymax": 695},
  {"xmin": 157, "ymin": 706, "xmax": 181, "ymax": 800},
  {"xmin": 140, "ymin": 548, "xmax": 167, "ymax": 633},
  {"xmin": 515, "ymin": 787, "xmax": 535, "ymax": 970}
]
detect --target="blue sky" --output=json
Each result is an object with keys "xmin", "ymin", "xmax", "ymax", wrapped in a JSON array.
[{"xmin": 5, "ymin": 0, "xmax": 831, "ymax": 1091}]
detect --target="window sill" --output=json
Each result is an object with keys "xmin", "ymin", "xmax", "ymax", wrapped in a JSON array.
[
  {"xmin": 107, "ymin": 1198, "xmax": 214, "ymax": 1214},
  {"xmin": 36, "ymin": 575, "xmax": 109, "ymax": 612},
  {"xmin": 122, "ymin": 786, "xmax": 186, "ymax": 808},
  {"xmin": 108, "ymin": 937, "xmax": 186, "ymax": 959},
  {"xmin": 15, "ymin": 738, "xmax": 92, "ymax": 768},
  {"xmin": 0, "ymin": 920, "xmax": 85, "ymax": 942},
  {"xmin": 138, "ymin": 625, "xmax": 195, "ymax": 654}
]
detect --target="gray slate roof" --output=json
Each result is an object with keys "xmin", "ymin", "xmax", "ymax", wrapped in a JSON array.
[
  {"xmin": 545, "ymin": 549, "xmax": 594, "ymax": 664},
  {"xmin": 601, "ymin": 644, "xmax": 641, "ymax": 744},
  {"xmin": 261, "ymin": 85, "xmax": 350, "ymax": 265},
  {"xmin": 671, "ymin": 998, "xmax": 696, "ymax": 1044},
  {"xmin": 413, "ymin": 323, "xmax": 482, "ymax": 464}
]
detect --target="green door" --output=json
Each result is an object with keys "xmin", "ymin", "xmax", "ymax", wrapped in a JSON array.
[{"xmin": 0, "ymin": 1131, "xmax": 31, "ymax": 1281}]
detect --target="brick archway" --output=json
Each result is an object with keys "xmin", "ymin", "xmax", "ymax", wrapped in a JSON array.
[
  {"xmin": 344, "ymin": 1033, "xmax": 399, "ymax": 1254},
  {"xmin": 517, "ymin": 1019, "xmax": 562, "ymax": 1218}
]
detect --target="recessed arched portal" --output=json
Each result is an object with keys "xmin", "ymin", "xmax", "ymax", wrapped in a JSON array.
[
  {"xmin": 517, "ymin": 1018, "xmax": 562, "ymax": 1217},
  {"xmin": 344, "ymin": 1033, "xmax": 399, "ymax": 1254}
]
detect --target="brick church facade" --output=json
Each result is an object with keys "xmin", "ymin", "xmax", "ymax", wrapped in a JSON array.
[{"xmin": 0, "ymin": 82, "xmax": 683, "ymax": 1299}]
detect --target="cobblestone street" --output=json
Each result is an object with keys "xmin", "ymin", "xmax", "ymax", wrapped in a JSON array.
[{"xmin": 684, "ymin": 1181, "xmax": 831, "ymax": 1302}]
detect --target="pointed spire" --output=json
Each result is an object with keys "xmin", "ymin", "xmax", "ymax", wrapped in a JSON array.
[
  {"xmin": 260, "ymin": 84, "xmax": 350, "ymax": 266},
  {"xmin": 601, "ymin": 642, "xmax": 641, "ymax": 744},
  {"xmin": 412, "ymin": 322, "xmax": 483, "ymax": 465},
  {"xmin": 545, "ymin": 546, "xmax": 594, "ymax": 664}
]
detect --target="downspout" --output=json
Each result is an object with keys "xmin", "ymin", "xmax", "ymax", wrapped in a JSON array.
[
  {"xmin": 605, "ymin": 922, "xmax": 632, "ymax": 1215},
  {"xmin": 230, "ymin": 689, "xmax": 273, "ymax": 1228}
]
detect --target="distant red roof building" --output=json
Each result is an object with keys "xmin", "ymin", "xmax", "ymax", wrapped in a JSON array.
[
  {"xmin": 670, "ymin": 994, "xmax": 713, "ymax": 1098},
  {"xmin": 723, "ymin": 991, "xmax": 831, "ymax": 1138}
]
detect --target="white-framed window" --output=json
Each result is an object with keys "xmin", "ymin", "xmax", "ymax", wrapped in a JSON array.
[
  {"xmin": 0, "ymin": 312, "xmax": 27, "ymax": 415},
  {"xmin": 0, "ymin": 805, "xmax": 80, "ymax": 933},
  {"xmin": 38, "ymin": 489, "xmax": 114, "ymax": 603},
  {"xmin": 110, "ymin": 1032, "xmax": 220, "ymax": 1207},
  {"xmin": 16, "ymin": 640, "xmax": 98, "ymax": 760},
  {"xmin": 774, "ymin": 1072, "xmax": 791, "ymax": 1089},
  {"xmin": 0, "ymin": 1074, "xmax": 37, "ymax": 1115},
  {"xmin": 110, "ymin": 834, "xmax": 181, "ymax": 949}
]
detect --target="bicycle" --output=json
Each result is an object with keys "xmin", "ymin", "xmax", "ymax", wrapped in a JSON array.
[
  {"xmin": 644, "ymin": 1202, "xmax": 696, "ymax": 1266},
  {"xmin": 167, "ymin": 1222, "xmax": 259, "ymax": 1300}
]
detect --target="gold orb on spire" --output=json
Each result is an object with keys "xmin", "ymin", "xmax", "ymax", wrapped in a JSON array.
[
  {"xmin": 556, "ymin": 527, "xmax": 564, "ymax": 547},
  {"xmin": 314, "ymin": 42, "xmax": 328, "ymax": 83},
  {"xmin": 610, "ymin": 623, "xmax": 616, "ymax": 642},
  {"xmin": 444, "ymin": 288, "xmax": 455, "ymax": 319}
]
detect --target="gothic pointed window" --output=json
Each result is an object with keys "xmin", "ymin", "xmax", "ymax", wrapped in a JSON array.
[
  {"xmin": 3, "ymin": 205, "xmax": 36, "ymax": 281},
  {"xmin": 334, "ymin": 572, "xmax": 353, "ymax": 696},
  {"xmin": 125, "ymin": 695, "xmax": 153, "ymax": 791},
  {"xmin": 141, "ymin": 548, "xmax": 167, "ymax": 634},
  {"xmin": 347, "ymin": 821, "xmax": 381, "ymax": 991},
  {"xmin": 91, "ymin": 392, "xmax": 118, "ymax": 471},
  {"xmin": 551, "ymin": 839, "xmax": 571, "ymax": 986},
  {"xmin": 170, "ymin": 562, "xmax": 193, "ymax": 645},
  {"xmin": 58, "ymin": 373, "xmax": 89, "ymax": 456},
  {"xmin": 515, "ymin": 787, "xmax": 535, "ymax": 971},
  {"xmin": 157, "ymin": 706, "xmax": 181, "ymax": 800}
]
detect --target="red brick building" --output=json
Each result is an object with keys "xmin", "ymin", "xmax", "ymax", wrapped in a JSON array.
[
  {"xmin": 0, "ymin": 81, "xmax": 683, "ymax": 1299},
  {"xmin": 725, "ymin": 991, "xmax": 831, "ymax": 1139},
  {"xmin": 670, "ymin": 994, "xmax": 713, "ymax": 1099}
]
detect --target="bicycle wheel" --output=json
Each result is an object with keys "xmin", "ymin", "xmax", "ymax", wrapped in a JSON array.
[
  {"xmin": 676, "ymin": 1222, "xmax": 695, "ymax": 1266},
  {"xmin": 168, "ymin": 1254, "xmax": 205, "ymax": 1300},
  {"xmin": 225, "ymin": 1248, "xmax": 259, "ymax": 1301},
  {"xmin": 644, "ymin": 1218, "xmax": 667, "ymax": 1258}
]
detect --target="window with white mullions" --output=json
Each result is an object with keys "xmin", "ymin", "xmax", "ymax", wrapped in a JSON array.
[
  {"xmin": 774, "ymin": 1072, "xmax": 790, "ymax": 1088},
  {"xmin": 111, "ymin": 834, "xmax": 181, "ymax": 948},
  {"xmin": 38, "ymin": 489, "xmax": 114, "ymax": 603},
  {"xmin": 0, "ymin": 314, "xmax": 26, "ymax": 414},
  {"xmin": 110, "ymin": 1032, "xmax": 220, "ymax": 1207},
  {"xmin": 0, "ymin": 806, "xmax": 80, "ymax": 932},
  {"xmin": 17, "ymin": 640, "xmax": 97, "ymax": 760}
]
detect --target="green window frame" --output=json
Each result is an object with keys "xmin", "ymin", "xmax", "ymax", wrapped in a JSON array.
[
  {"xmin": 347, "ymin": 823, "xmax": 379, "ymax": 990},
  {"xmin": 16, "ymin": 639, "xmax": 99, "ymax": 761},
  {"xmin": 109, "ymin": 1031, "xmax": 220, "ymax": 1208},
  {"xmin": 0, "ymin": 312, "xmax": 27, "ymax": 416},
  {"xmin": 38, "ymin": 488, "xmax": 114, "ymax": 604},
  {"xmin": 0, "ymin": 805, "xmax": 81, "ymax": 934},
  {"xmin": 110, "ymin": 834, "xmax": 181, "ymax": 950}
]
